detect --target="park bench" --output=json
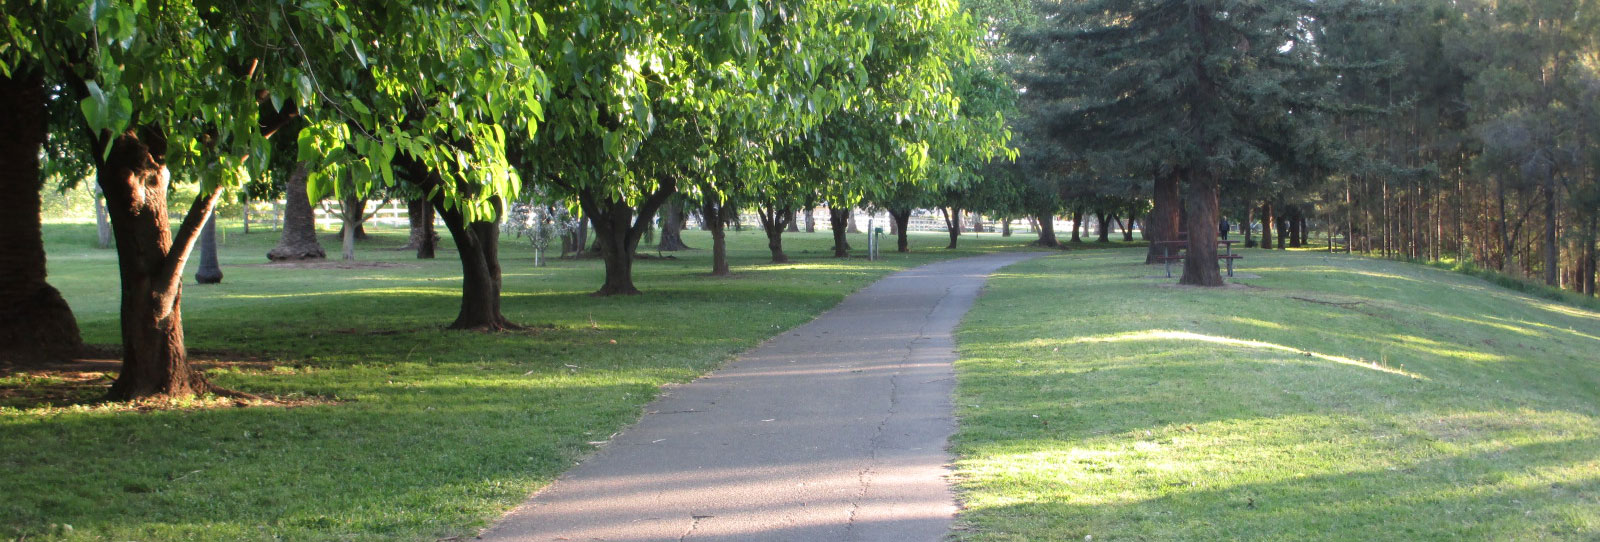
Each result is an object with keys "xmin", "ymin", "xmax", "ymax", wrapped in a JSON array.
[{"xmin": 1153, "ymin": 240, "xmax": 1243, "ymax": 278}]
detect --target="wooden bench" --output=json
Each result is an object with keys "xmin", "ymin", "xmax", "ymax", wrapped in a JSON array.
[{"xmin": 1153, "ymin": 240, "xmax": 1244, "ymax": 278}]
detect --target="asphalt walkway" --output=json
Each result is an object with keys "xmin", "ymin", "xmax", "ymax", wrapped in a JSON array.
[{"xmin": 480, "ymin": 252, "xmax": 1044, "ymax": 542}]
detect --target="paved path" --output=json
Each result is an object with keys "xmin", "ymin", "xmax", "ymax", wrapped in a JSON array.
[{"xmin": 480, "ymin": 252, "xmax": 1044, "ymax": 542}]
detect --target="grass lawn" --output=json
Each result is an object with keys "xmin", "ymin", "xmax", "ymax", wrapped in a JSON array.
[
  {"xmin": 2, "ymin": 220, "xmax": 1040, "ymax": 541},
  {"xmin": 951, "ymin": 248, "xmax": 1600, "ymax": 541}
]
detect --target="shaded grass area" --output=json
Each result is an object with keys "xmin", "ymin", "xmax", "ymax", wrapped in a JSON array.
[
  {"xmin": 4, "ymin": 221, "xmax": 1039, "ymax": 541},
  {"xmin": 952, "ymin": 249, "xmax": 1600, "ymax": 541}
]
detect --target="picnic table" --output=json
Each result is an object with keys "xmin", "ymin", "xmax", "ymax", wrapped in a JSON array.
[{"xmin": 1153, "ymin": 239, "xmax": 1243, "ymax": 278}]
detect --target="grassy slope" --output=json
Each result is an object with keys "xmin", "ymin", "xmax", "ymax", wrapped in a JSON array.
[
  {"xmin": 3, "ymin": 221, "xmax": 1036, "ymax": 541},
  {"xmin": 952, "ymin": 248, "xmax": 1600, "ymax": 541}
]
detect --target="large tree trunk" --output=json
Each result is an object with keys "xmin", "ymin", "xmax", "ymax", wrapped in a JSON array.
[
  {"xmin": 266, "ymin": 163, "xmax": 326, "ymax": 261},
  {"xmin": 658, "ymin": 197, "xmax": 692, "ymax": 251},
  {"xmin": 788, "ymin": 210, "xmax": 800, "ymax": 232},
  {"xmin": 847, "ymin": 211, "xmax": 861, "ymax": 233},
  {"xmin": 98, "ymin": 128, "xmax": 221, "ymax": 400},
  {"xmin": 1261, "ymin": 201, "xmax": 1275, "ymax": 250},
  {"xmin": 1276, "ymin": 216, "xmax": 1288, "ymax": 250},
  {"xmin": 195, "ymin": 212, "xmax": 223, "ymax": 284},
  {"xmin": 830, "ymin": 207, "xmax": 852, "ymax": 257},
  {"xmin": 804, "ymin": 207, "xmax": 816, "ymax": 233},
  {"xmin": 0, "ymin": 66, "xmax": 83, "ymax": 365},
  {"xmin": 1034, "ymin": 213, "xmax": 1060, "ymax": 248},
  {"xmin": 1095, "ymin": 210, "xmax": 1111, "ymax": 242},
  {"xmin": 579, "ymin": 180, "xmax": 677, "ymax": 295},
  {"xmin": 1069, "ymin": 208, "xmax": 1083, "ymax": 243},
  {"xmin": 891, "ymin": 209, "xmax": 913, "ymax": 252},
  {"xmin": 941, "ymin": 207, "xmax": 962, "ymax": 249},
  {"xmin": 1121, "ymin": 212, "xmax": 1134, "ymax": 242},
  {"xmin": 758, "ymin": 203, "xmax": 793, "ymax": 263},
  {"xmin": 1002, "ymin": 218, "xmax": 1013, "ymax": 237},
  {"xmin": 433, "ymin": 199, "xmax": 514, "ymax": 330},
  {"xmin": 1145, "ymin": 171, "xmax": 1184, "ymax": 262},
  {"xmin": 1180, "ymin": 169, "xmax": 1224, "ymax": 287},
  {"xmin": 701, "ymin": 193, "xmax": 731, "ymax": 276}
]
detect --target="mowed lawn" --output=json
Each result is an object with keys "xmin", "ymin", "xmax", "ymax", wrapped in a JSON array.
[
  {"xmin": 951, "ymin": 249, "xmax": 1600, "ymax": 541},
  {"xmin": 2, "ymin": 221, "xmax": 1038, "ymax": 541}
]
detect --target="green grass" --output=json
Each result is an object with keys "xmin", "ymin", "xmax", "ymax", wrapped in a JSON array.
[
  {"xmin": 951, "ymin": 248, "xmax": 1600, "ymax": 541},
  {"xmin": 4, "ymin": 220, "xmax": 1039, "ymax": 541}
]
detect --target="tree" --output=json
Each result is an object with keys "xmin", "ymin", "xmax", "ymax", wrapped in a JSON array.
[
  {"xmin": 1024, "ymin": 0, "xmax": 1357, "ymax": 286},
  {"xmin": 0, "ymin": 64, "xmax": 82, "ymax": 365}
]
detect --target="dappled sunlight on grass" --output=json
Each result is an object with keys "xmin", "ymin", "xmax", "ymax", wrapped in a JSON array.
[
  {"xmin": 950, "ymin": 248, "xmax": 1600, "ymax": 541},
  {"xmin": 1053, "ymin": 330, "xmax": 1423, "ymax": 378},
  {"xmin": 7, "ymin": 225, "xmax": 1045, "ymax": 541}
]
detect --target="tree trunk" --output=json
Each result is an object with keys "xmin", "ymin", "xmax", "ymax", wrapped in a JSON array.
[
  {"xmin": 1146, "ymin": 171, "xmax": 1180, "ymax": 263},
  {"xmin": 433, "ymin": 198, "xmax": 514, "ymax": 329},
  {"xmin": 657, "ymin": 197, "xmax": 692, "ymax": 251},
  {"xmin": 1288, "ymin": 207, "xmax": 1303, "ymax": 248},
  {"xmin": 338, "ymin": 195, "xmax": 367, "ymax": 259},
  {"xmin": 242, "ymin": 195, "xmax": 251, "ymax": 234},
  {"xmin": 97, "ymin": 128, "xmax": 221, "ymax": 400},
  {"xmin": 805, "ymin": 207, "xmax": 815, "ymax": 233},
  {"xmin": 1095, "ymin": 210, "xmax": 1111, "ymax": 242},
  {"xmin": 1261, "ymin": 201, "xmax": 1275, "ymax": 250},
  {"xmin": 1543, "ymin": 170, "xmax": 1559, "ymax": 286},
  {"xmin": 1069, "ymin": 209, "xmax": 1083, "ymax": 243},
  {"xmin": 1121, "ymin": 213, "xmax": 1134, "ymax": 241},
  {"xmin": 95, "ymin": 190, "xmax": 112, "ymax": 248},
  {"xmin": 1003, "ymin": 218, "xmax": 1013, "ymax": 237},
  {"xmin": 579, "ymin": 180, "xmax": 678, "ymax": 295},
  {"xmin": 267, "ymin": 163, "xmax": 326, "ymax": 261},
  {"xmin": 1034, "ymin": 213, "xmax": 1059, "ymax": 248},
  {"xmin": 0, "ymin": 66, "xmax": 83, "ymax": 365},
  {"xmin": 1276, "ymin": 216, "xmax": 1288, "ymax": 250},
  {"xmin": 1243, "ymin": 206, "xmax": 1255, "ymax": 248},
  {"xmin": 416, "ymin": 199, "xmax": 436, "ymax": 259},
  {"xmin": 701, "ymin": 194, "xmax": 731, "ymax": 276},
  {"xmin": 830, "ymin": 207, "xmax": 852, "ymax": 257},
  {"xmin": 942, "ymin": 207, "xmax": 962, "ymax": 249},
  {"xmin": 758, "ymin": 203, "xmax": 793, "ymax": 263},
  {"xmin": 891, "ymin": 209, "xmax": 913, "ymax": 252},
  {"xmin": 787, "ymin": 210, "xmax": 800, "ymax": 232},
  {"xmin": 1180, "ymin": 169, "xmax": 1224, "ymax": 287},
  {"xmin": 972, "ymin": 213, "xmax": 985, "ymax": 234},
  {"xmin": 847, "ymin": 211, "xmax": 861, "ymax": 233},
  {"xmin": 195, "ymin": 211, "xmax": 223, "ymax": 284}
]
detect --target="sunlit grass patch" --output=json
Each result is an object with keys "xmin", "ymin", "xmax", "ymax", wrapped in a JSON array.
[
  {"xmin": 3, "ymin": 222, "xmax": 1042, "ymax": 541},
  {"xmin": 952, "ymin": 248, "xmax": 1600, "ymax": 541}
]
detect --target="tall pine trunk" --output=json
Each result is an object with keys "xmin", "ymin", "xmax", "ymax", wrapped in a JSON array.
[
  {"xmin": 1261, "ymin": 201, "xmax": 1275, "ymax": 250},
  {"xmin": 1145, "ymin": 171, "xmax": 1180, "ymax": 263},
  {"xmin": 1180, "ymin": 169, "xmax": 1224, "ymax": 287},
  {"xmin": 0, "ymin": 66, "xmax": 83, "ymax": 365},
  {"xmin": 267, "ymin": 163, "xmax": 326, "ymax": 261}
]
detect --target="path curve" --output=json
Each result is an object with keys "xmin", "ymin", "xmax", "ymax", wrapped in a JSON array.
[{"xmin": 481, "ymin": 252, "xmax": 1044, "ymax": 542}]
